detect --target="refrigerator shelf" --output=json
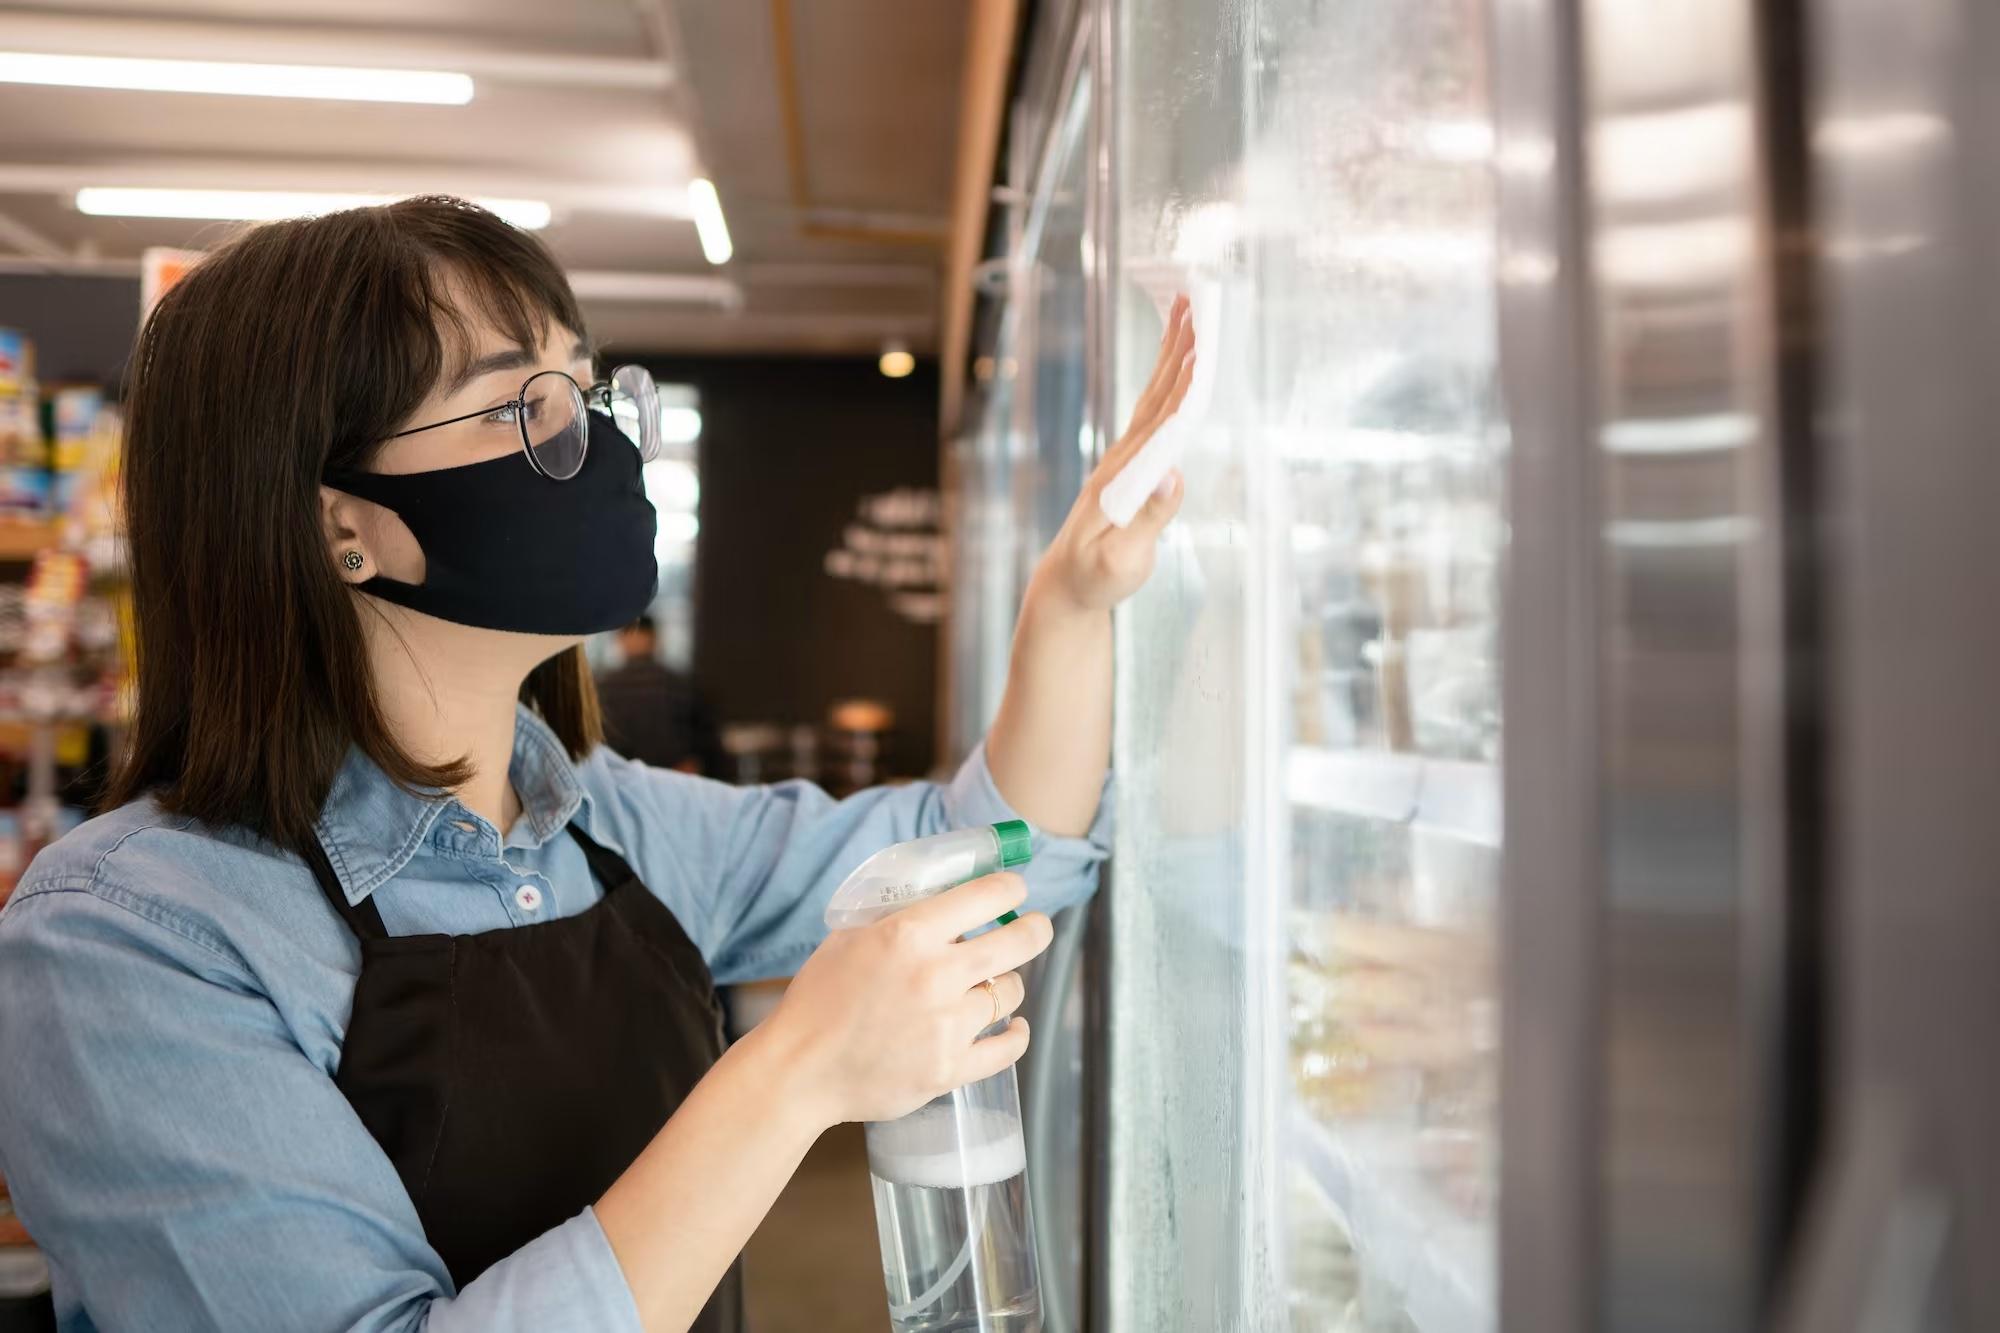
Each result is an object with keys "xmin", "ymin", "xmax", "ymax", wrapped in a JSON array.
[
  {"xmin": 1288, "ymin": 1101, "xmax": 1494, "ymax": 1333},
  {"xmin": 1287, "ymin": 746, "xmax": 1501, "ymax": 847}
]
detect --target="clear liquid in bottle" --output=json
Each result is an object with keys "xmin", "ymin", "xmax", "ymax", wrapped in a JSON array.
[{"xmin": 865, "ymin": 1081, "xmax": 1041, "ymax": 1333}]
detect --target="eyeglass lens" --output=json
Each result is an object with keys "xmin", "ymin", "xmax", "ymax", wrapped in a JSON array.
[
  {"xmin": 521, "ymin": 370, "xmax": 589, "ymax": 480},
  {"xmin": 605, "ymin": 364, "xmax": 662, "ymax": 463}
]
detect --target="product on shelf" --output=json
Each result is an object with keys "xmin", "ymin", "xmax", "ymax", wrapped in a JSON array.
[
  {"xmin": 0, "ymin": 329, "xmax": 43, "ymax": 516},
  {"xmin": 0, "ymin": 809, "xmax": 21, "ymax": 904},
  {"xmin": 0, "ymin": 330, "xmax": 27, "ymax": 395},
  {"xmin": 0, "ymin": 360, "xmax": 124, "ymax": 539},
  {"xmin": 49, "ymin": 384, "xmax": 104, "ymax": 516},
  {"xmin": 0, "ymin": 345, "xmax": 127, "ymax": 920},
  {"xmin": 23, "ymin": 550, "xmax": 86, "ymax": 665}
]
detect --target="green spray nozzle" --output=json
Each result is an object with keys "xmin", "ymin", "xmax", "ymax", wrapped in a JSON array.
[
  {"xmin": 992, "ymin": 820, "xmax": 1033, "ymax": 925},
  {"xmin": 994, "ymin": 819, "xmax": 1034, "ymax": 869}
]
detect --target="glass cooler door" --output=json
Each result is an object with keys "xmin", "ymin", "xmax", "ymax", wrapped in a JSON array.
[
  {"xmin": 945, "ymin": 329, "xmax": 1026, "ymax": 764},
  {"xmin": 945, "ymin": 21, "xmax": 1096, "ymax": 770},
  {"xmin": 1101, "ymin": 0, "xmax": 1504, "ymax": 1329}
]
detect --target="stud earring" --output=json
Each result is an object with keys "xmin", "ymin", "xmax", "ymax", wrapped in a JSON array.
[{"xmin": 341, "ymin": 550, "xmax": 365, "ymax": 572}]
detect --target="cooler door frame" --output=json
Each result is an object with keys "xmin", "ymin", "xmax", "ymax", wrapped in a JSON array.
[
  {"xmin": 1778, "ymin": 0, "xmax": 2000, "ymax": 1327},
  {"xmin": 1494, "ymin": 0, "xmax": 1816, "ymax": 1329}
]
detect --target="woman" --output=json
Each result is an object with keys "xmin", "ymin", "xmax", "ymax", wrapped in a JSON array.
[{"xmin": 0, "ymin": 197, "xmax": 1193, "ymax": 1333}]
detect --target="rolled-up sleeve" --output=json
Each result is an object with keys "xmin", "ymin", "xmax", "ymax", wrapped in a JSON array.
[
  {"xmin": 0, "ymin": 884, "xmax": 643, "ymax": 1333},
  {"xmin": 606, "ymin": 742, "xmax": 1112, "ymax": 984}
]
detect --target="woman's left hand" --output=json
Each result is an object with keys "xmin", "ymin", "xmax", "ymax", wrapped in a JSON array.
[{"xmin": 1028, "ymin": 292, "xmax": 1197, "ymax": 616}]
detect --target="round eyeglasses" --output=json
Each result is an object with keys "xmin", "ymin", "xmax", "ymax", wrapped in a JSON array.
[{"xmin": 387, "ymin": 363, "xmax": 664, "ymax": 481}]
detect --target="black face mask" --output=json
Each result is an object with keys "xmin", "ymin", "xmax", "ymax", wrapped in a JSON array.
[{"xmin": 325, "ymin": 410, "xmax": 659, "ymax": 635}]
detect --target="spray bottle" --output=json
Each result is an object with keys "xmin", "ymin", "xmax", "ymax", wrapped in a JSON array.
[{"xmin": 823, "ymin": 820, "xmax": 1043, "ymax": 1332}]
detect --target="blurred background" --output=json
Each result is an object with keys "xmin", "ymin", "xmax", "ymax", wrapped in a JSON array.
[{"xmin": 0, "ymin": 0, "xmax": 1997, "ymax": 1331}]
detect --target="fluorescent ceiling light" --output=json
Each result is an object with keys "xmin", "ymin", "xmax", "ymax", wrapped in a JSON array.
[
  {"xmin": 0, "ymin": 52, "xmax": 472, "ymax": 104},
  {"xmin": 76, "ymin": 188, "xmax": 550, "ymax": 230},
  {"xmin": 688, "ymin": 178, "xmax": 732, "ymax": 265}
]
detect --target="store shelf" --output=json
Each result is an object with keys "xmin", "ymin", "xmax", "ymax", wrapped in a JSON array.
[
  {"xmin": 0, "ymin": 518, "xmax": 56, "ymax": 563},
  {"xmin": 1288, "ymin": 746, "xmax": 1500, "ymax": 846},
  {"xmin": 1289, "ymin": 1101, "xmax": 1493, "ymax": 1333}
]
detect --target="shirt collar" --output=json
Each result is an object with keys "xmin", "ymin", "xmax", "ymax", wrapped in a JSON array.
[{"xmin": 312, "ymin": 704, "xmax": 595, "ymax": 906}]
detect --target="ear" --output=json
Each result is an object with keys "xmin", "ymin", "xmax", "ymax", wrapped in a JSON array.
[{"xmin": 319, "ymin": 485, "xmax": 371, "ymax": 584}]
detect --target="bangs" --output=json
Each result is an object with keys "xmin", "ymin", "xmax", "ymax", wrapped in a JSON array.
[
  {"xmin": 423, "ymin": 257, "xmax": 568, "ymax": 393},
  {"xmin": 351, "ymin": 195, "xmax": 589, "ymax": 462}
]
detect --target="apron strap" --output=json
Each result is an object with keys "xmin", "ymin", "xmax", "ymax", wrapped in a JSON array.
[
  {"xmin": 300, "ymin": 836, "xmax": 390, "ymax": 942},
  {"xmin": 564, "ymin": 821, "xmax": 637, "ymax": 890}
]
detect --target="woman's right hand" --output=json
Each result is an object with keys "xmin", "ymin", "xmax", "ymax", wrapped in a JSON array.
[{"xmin": 768, "ymin": 872, "xmax": 1053, "ymax": 1127}]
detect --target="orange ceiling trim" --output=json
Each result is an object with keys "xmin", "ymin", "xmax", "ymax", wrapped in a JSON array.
[{"xmin": 938, "ymin": 0, "xmax": 1020, "ymax": 436}]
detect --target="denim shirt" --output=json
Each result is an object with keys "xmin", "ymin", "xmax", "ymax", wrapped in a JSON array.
[{"xmin": 0, "ymin": 706, "xmax": 1110, "ymax": 1333}]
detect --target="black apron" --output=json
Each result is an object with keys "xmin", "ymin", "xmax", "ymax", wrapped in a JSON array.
[{"xmin": 303, "ymin": 822, "xmax": 744, "ymax": 1329}]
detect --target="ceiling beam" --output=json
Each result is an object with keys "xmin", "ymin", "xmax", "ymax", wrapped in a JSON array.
[
  {"xmin": 585, "ymin": 307, "xmax": 936, "ymax": 356},
  {"xmin": 0, "ymin": 261, "xmax": 933, "ymax": 348},
  {"xmin": 0, "ymin": 12, "xmax": 672, "ymax": 91},
  {"xmin": 939, "ymin": 0, "xmax": 1021, "ymax": 436},
  {"xmin": 0, "ymin": 207, "xmax": 65, "ymax": 262},
  {"xmin": 0, "ymin": 255, "xmax": 139, "ymax": 276},
  {"xmin": 796, "ymin": 206, "xmax": 952, "ymax": 236},
  {"xmin": 566, "ymin": 270, "xmax": 742, "ymax": 307},
  {"xmin": 656, "ymin": 311, "xmax": 931, "ymax": 336},
  {"xmin": 736, "ymin": 262, "xmax": 937, "ymax": 290}
]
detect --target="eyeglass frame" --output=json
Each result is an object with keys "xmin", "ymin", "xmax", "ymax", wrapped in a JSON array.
[{"xmin": 384, "ymin": 363, "xmax": 660, "ymax": 480}]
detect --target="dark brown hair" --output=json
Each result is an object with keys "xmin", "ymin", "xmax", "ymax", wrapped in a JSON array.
[{"xmin": 106, "ymin": 196, "xmax": 603, "ymax": 851}]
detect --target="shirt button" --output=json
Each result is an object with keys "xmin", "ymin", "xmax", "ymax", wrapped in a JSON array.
[{"xmin": 515, "ymin": 884, "xmax": 543, "ymax": 912}]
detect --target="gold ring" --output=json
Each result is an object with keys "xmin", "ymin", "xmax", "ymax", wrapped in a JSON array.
[{"xmin": 980, "ymin": 978, "xmax": 999, "ymax": 1027}]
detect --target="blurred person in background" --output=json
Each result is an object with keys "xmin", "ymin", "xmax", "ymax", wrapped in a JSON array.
[
  {"xmin": 596, "ymin": 614, "xmax": 724, "ymax": 776},
  {"xmin": 0, "ymin": 197, "xmax": 1194, "ymax": 1333}
]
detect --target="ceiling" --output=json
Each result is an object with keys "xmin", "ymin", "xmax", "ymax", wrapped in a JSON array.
[{"xmin": 0, "ymin": 0, "xmax": 966, "ymax": 355}]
